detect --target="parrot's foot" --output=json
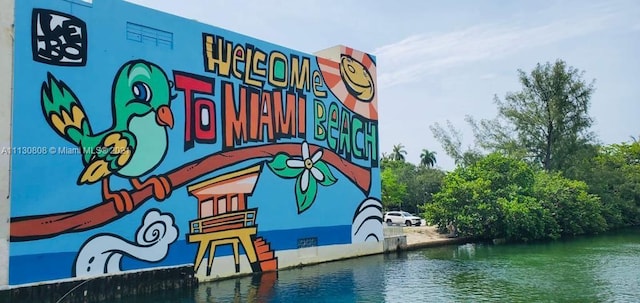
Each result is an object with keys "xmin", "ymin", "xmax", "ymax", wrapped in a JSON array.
[
  {"xmin": 102, "ymin": 178, "xmax": 134, "ymax": 214},
  {"xmin": 105, "ymin": 190, "xmax": 134, "ymax": 214},
  {"xmin": 131, "ymin": 176, "xmax": 172, "ymax": 201}
]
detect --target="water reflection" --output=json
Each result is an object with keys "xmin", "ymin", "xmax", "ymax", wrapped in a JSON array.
[
  {"xmin": 195, "ymin": 272, "xmax": 277, "ymax": 303},
  {"xmin": 194, "ymin": 254, "xmax": 387, "ymax": 303}
]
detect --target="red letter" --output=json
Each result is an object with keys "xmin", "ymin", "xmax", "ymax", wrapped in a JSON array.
[{"xmin": 173, "ymin": 71, "xmax": 215, "ymax": 151}]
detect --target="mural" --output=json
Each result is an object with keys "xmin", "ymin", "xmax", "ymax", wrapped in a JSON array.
[{"xmin": 9, "ymin": 0, "xmax": 381, "ymax": 286}]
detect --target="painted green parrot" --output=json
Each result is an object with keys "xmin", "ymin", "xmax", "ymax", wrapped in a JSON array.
[{"xmin": 41, "ymin": 60, "xmax": 175, "ymax": 213}]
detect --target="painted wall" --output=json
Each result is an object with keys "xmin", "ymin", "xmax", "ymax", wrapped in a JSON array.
[
  {"xmin": 0, "ymin": 0, "xmax": 15, "ymax": 290},
  {"xmin": 5, "ymin": 0, "xmax": 381, "ymax": 287}
]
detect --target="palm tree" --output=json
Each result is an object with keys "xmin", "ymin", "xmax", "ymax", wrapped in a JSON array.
[
  {"xmin": 420, "ymin": 149, "xmax": 437, "ymax": 167},
  {"xmin": 390, "ymin": 143, "xmax": 407, "ymax": 161}
]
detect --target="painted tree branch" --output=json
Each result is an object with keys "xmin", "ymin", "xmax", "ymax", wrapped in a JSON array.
[{"xmin": 10, "ymin": 143, "xmax": 372, "ymax": 241}]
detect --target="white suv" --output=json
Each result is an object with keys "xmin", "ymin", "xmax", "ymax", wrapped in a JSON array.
[{"xmin": 383, "ymin": 211, "xmax": 422, "ymax": 226}]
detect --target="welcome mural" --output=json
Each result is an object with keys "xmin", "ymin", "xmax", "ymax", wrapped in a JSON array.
[{"xmin": 8, "ymin": 0, "xmax": 381, "ymax": 285}]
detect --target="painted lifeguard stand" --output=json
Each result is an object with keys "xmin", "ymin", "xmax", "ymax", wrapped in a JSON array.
[{"xmin": 186, "ymin": 165, "xmax": 277, "ymax": 276}]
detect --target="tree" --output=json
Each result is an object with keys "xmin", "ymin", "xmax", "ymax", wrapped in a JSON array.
[
  {"xmin": 382, "ymin": 158, "xmax": 446, "ymax": 214},
  {"xmin": 415, "ymin": 166, "xmax": 446, "ymax": 205},
  {"xmin": 381, "ymin": 168, "xmax": 406, "ymax": 210},
  {"xmin": 569, "ymin": 141, "xmax": 640, "ymax": 227},
  {"xmin": 430, "ymin": 121, "xmax": 463, "ymax": 163},
  {"xmin": 472, "ymin": 60, "xmax": 596, "ymax": 172},
  {"xmin": 420, "ymin": 149, "xmax": 437, "ymax": 167},
  {"xmin": 430, "ymin": 121, "xmax": 482, "ymax": 167},
  {"xmin": 390, "ymin": 143, "xmax": 407, "ymax": 161}
]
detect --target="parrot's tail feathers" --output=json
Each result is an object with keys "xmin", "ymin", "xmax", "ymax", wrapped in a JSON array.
[
  {"xmin": 78, "ymin": 159, "xmax": 111, "ymax": 184},
  {"xmin": 41, "ymin": 73, "xmax": 93, "ymax": 146}
]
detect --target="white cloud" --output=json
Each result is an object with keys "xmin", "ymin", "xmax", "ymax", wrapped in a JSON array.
[{"xmin": 374, "ymin": 9, "xmax": 620, "ymax": 88}]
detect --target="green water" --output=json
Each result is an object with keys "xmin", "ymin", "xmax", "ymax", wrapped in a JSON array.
[{"xmin": 123, "ymin": 228, "xmax": 640, "ymax": 302}]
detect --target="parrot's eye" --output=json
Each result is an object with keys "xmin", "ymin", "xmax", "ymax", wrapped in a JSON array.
[{"xmin": 132, "ymin": 82, "xmax": 152, "ymax": 103}]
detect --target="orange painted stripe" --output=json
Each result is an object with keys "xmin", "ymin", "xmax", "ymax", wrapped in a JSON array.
[
  {"xmin": 344, "ymin": 95, "xmax": 357, "ymax": 109},
  {"xmin": 344, "ymin": 47, "xmax": 353, "ymax": 57},
  {"xmin": 361, "ymin": 54, "xmax": 373, "ymax": 69},
  {"xmin": 202, "ymin": 223, "xmax": 244, "ymax": 233},
  {"xmin": 323, "ymin": 73, "xmax": 342, "ymax": 87},
  {"xmin": 202, "ymin": 214, "xmax": 245, "ymax": 225},
  {"xmin": 369, "ymin": 104, "xmax": 378, "ymax": 120},
  {"xmin": 317, "ymin": 57, "xmax": 338, "ymax": 68}
]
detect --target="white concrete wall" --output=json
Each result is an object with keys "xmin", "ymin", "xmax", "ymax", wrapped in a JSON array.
[
  {"xmin": 0, "ymin": 0, "xmax": 14, "ymax": 290},
  {"xmin": 314, "ymin": 45, "xmax": 343, "ymax": 62},
  {"xmin": 195, "ymin": 242, "xmax": 383, "ymax": 283}
]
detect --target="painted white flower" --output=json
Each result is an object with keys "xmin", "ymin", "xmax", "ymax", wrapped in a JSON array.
[
  {"xmin": 267, "ymin": 141, "xmax": 338, "ymax": 213},
  {"xmin": 286, "ymin": 141, "xmax": 324, "ymax": 191}
]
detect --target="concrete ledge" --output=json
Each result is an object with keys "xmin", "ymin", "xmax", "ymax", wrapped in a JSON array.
[
  {"xmin": 406, "ymin": 237, "xmax": 474, "ymax": 250},
  {"xmin": 383, "ymin": 235, "xmax": 407, "ymax": 253},
  {"xmin": 0, "ymin": 266, "xmax": 197, "ymax": 303}
]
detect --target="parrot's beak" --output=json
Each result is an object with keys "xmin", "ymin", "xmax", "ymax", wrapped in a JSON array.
[{"xmin": 156, "ymin": 105, "xmax": 174, "ymax": 129}]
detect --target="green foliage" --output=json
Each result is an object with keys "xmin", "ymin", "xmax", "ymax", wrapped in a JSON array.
[
  {"xmin": 382, "ymin": 158, "xmax": 445, "ymax": 213},
  {"xmin": 425, "ymin": 153, "xmax": 610, "ymax": 242},
  {"xmin": 469, "ymin": 60, "xmax": 596, "ymax": 172},
  {"xmin": 533, "ymin": 172, "xmax": 607, "ymax": 237},
  {"xmin": 416, "ymin": 166, "xmax": 446, "ymax": 204},
  {"xmin": 381, "ymin": 167, "xmax": 406, "ymax": 210},
  {"xmin": 390, "ymin": 143, "xmax": 407, "ymax": 161},
  {"xmin": 499, "ymin": 196, "xmax": 553, "ymax": 242},
  {"xmin": 430, "ymin": 120, "xmax": 482, "ymax": 167},
  {"xmin": 420, "ymin": 149, "xmax": 437, "ymax": 167},
  {"xmin": 425, "ymin": 154, "xmax": 534, "ymax": 239},
  {"xmin": 566, "ymin": 142, "xmax": 640, "ymax": 228}
]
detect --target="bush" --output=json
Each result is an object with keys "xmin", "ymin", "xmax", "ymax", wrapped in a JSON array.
[
  {"xmin": 424, "ymin": 153, "xmax": 609, "ymax": 243},
  {"xmin": 499, "ymin": 196, "xmax": 558, "ymax": 241},
  {"xmin": 534, "ymin": 172, "xmax": 607, "ymax": 236},
  {"xmin": 425, "ymin": 153, "xmax": 536, "ymax": 240}
]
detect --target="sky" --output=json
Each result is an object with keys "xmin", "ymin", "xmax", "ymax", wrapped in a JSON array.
[{"xmin": 127, "ymin": 0, "xmax": 640, "ymax": 170}]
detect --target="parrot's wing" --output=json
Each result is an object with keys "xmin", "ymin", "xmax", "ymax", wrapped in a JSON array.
[{"xmin": 78, "ymin": 131, "xmax": 136, "ymax": 184}]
